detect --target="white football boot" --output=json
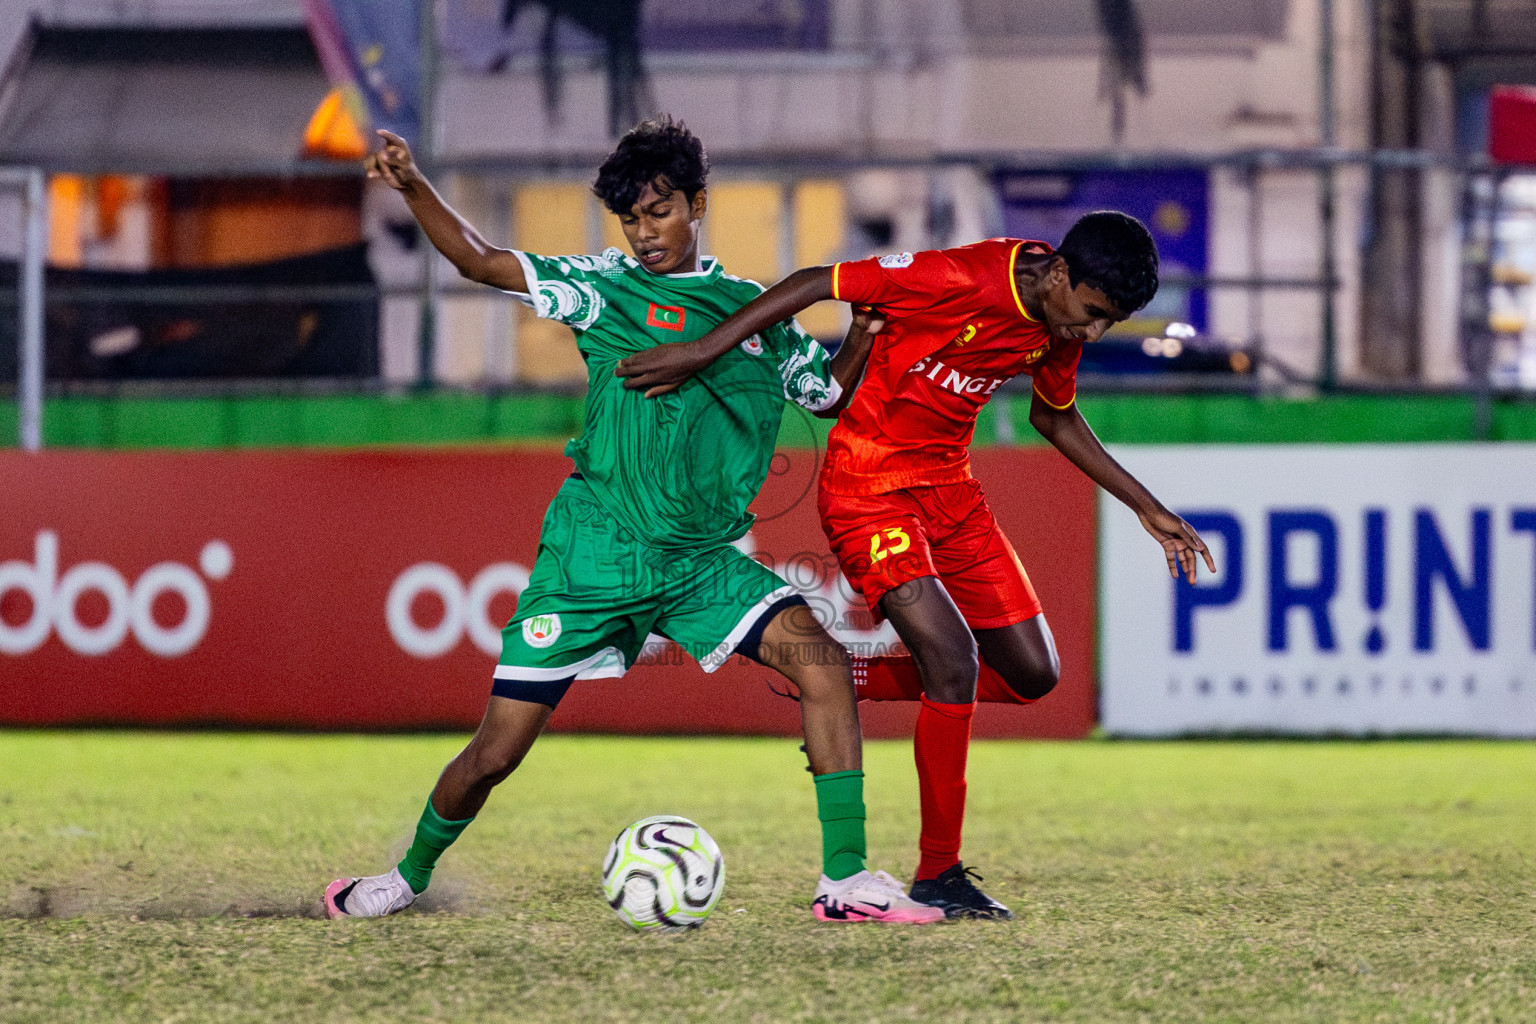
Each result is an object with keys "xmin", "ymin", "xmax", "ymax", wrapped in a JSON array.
[
  {"xmin": 812, "ymin": 869, "xmax": 947, "ymax": 924},
  {"xmin": 324, "ymin": 866, "xmax": 416, "ymax": 919}
]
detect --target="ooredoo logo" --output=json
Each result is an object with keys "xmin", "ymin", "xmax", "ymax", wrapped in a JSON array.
[
  {"xmin": 0, "ymin": 531, "xmax": 234, "ymax": 657},
  {"xmin": 386, "ymin": 561, "xmax": 530, "ymax": 658}
]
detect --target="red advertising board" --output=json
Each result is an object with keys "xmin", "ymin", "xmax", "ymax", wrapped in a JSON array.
[{"xmin": 0, "ymin": 444, "xmax": 1095, "ymax": 738}]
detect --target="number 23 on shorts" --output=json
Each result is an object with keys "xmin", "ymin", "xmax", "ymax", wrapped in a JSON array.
[{"xmin": 869, "ymin": 526, "xmax": 911, "ymax": 562}]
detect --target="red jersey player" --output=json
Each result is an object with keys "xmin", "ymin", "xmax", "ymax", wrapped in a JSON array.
[{"xmin": 617, "ymin": 211, "xmax": 1215, "ymax": 919}]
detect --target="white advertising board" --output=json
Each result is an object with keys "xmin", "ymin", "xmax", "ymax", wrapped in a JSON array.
[{"xmin": 1100, "ymin": 444, "xmax": 1536, "ymax": 736}]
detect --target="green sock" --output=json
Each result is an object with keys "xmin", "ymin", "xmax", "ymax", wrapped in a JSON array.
[
  {"xmin": 813, "ymin": 769, "xmax": 868, "ymax": 881},
  {"xmin": 396, "ymin": 798, "xmax": 474, "ymax": 895}
]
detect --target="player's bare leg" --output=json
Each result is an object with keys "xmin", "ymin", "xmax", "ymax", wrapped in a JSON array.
[
  {"xmin": 755, "ymin": 601, "xmax": 860, "ymax": 774},
  {"xmin": 754, "ymin": 602, "xmax": 945, "ymax": 924},
  {"xmin": 878, "ymin": 575, "xmax": 1011, "ymax": 919},
  {"xmin": 429, "ymin": 696, "xmax": 552, "ymax": 820},
  {"xmin": 879, "ymin": 575, "xmax": 978, "ymax": 704},
  {"xmin": 973, "ymin": 614, "xmax": 1061, "ymax": 702},
  {"xmin": 325, "ymin": 696, "xmax": 550, "ymax": 918}
]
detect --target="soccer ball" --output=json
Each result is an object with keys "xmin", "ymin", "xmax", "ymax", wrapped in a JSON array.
[{"xmin": 601, "ymin": 815, "xmax": 724, "ymax": 930}]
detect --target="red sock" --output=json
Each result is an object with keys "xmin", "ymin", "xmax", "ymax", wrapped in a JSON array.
[
  {"xmin": 849, "ymin": 654, "xmax": 925, "ymax": 701},
  {"xmin": 914, "ymin": 694, "xmax": 974, "ymax": 881},
  {"xmin": 850, "ymin": 655, "xmax": 1035, "ymax": 705}
]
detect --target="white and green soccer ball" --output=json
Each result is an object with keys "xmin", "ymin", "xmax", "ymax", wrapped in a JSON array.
[{"xmin": 601, "ymin": 815, "xmax": 724, "ymax": 930}]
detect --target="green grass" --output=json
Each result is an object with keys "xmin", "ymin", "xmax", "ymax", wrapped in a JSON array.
[{"xmin": 3, "ymin": 734, "xmax": 1534, "ymax": 1023}]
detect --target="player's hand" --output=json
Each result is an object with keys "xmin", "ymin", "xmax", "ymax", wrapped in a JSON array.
[
  {"xmin": 615, "ymin": 340, "xmax": 708, "ymax": 398},
  {"xmin": 1137, "ymin": 506, "xmax": 1217, "ymax": 584},
  {"xmin": 851, "ymin": 304, "xmax": 886, "ymax": 336},
  {"xmin": 366, "ymin": 130, "xmax": 419, "ymax": 191}
]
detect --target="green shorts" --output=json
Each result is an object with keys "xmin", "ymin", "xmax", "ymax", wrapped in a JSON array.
[{"xmin": 493, "ymin": 477, "xmax": 795, "ymax": 701}]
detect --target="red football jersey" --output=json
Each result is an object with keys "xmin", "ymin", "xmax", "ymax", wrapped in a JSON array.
[{"xmin": 823, "ymin": 238, "xmax": 1081, "ymax": 496}]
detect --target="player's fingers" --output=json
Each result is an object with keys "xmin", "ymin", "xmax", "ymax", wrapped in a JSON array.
[
  {"xmin": 644, "ymin": 382, "xmax": 682, "ymax": 398},
  {"xmin": 1190, "ymin": 533, "xmax": 1217, "ymax": 573},
  {"xmin": 1175, "ymin": 520, "xmax": 1217, "ymax": 574},
  {"xmin": 376, "ymin": 129, "xmax": 407, "ymax": 148},
  {"xmin": 620, "ymin": 371, "xmax": 665, "ymax": 390},
  {"xmin": 615, "ymin": 351, "xmax": 660, "ymax": 374}
]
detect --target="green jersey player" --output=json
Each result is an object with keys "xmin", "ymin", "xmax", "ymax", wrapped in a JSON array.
[{"xmin": 324, "ymin": 117, "xmax": 944, "ymax": 925}]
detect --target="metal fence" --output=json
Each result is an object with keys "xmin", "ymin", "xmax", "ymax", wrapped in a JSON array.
[{"xmin": 7, "ymin": 147, "xmax": 1536, "ymax": 449}]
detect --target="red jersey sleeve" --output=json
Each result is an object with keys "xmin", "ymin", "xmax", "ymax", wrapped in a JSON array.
[
  {"xmin": 1029, "ymin": 335, "xmax": 1083, "ymax": 410},
  {"xmin": 830, "ymin": 249, "xmax": 969, "ymax": 314}
]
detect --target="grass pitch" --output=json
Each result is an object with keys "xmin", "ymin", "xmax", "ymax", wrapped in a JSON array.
[{"xmin": 2, "ymin": 732, "xmax": 1534, "ymax": 1024}]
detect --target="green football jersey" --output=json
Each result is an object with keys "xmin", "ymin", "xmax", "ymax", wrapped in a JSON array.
[{"xmin": 510, "ymin": 247, "xmax": 841, "ymax": 550}]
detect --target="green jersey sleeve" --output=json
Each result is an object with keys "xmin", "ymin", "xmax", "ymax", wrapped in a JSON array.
[
  {"xmin": 762, "ymin": 317, "xmax": 843, "ymax": 413},
  {"xmin": 508, "ymin": 248, "xmax": 628, "ymax": 331}
]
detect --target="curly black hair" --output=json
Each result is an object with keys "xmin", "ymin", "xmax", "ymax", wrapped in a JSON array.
[
  {"xmin": 591, "ymin": 114, "xmax": 709, "ymax": 215},
  {"xmin": 1057, "ymin": 211, "xmax": 1160, "ymax": 313}
]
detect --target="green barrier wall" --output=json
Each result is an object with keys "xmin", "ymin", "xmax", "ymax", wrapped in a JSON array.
[{"xmin": 4, "ymin": 392, "xmax": 1536, "ymax": 449}]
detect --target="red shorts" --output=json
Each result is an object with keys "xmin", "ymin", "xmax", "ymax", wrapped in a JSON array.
[{"xmin": 818, "ymin": 478, "xmax": 1042, "ymax": 630}]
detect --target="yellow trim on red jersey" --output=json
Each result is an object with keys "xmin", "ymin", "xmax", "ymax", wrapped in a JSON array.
[
  {"xmin": 1033, "ymin": 382, "xmax": 1075, "ymax": 410},
  {"xmin": 1008, "ymin": 242, "xmax": 1037, "ymax": 323},
  {"xmin": 831, "ymin": 263, "xmax": 842, "ymax": 302}
]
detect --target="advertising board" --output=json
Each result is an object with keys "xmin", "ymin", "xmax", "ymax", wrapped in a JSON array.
[
  {"xmin": 0, "ymin": 444, "xmax": 1096, "ymax": 738},
  {"xmin": 1101, "ymin": 445, "xmax": 1536, "ymax": 736}
]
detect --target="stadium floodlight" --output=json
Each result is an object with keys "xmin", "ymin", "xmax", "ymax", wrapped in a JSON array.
[{"xmin": 1, "ymin": 167, "xmax": 45, "ymax": 451}]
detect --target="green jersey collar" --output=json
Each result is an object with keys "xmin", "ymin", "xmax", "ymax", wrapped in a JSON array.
[{"xmin": 614, "ymin": 247, "xmax": 723, "ymax": 284}]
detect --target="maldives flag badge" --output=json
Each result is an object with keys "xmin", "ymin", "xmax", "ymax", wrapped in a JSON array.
[{"xmin": 646, "ymin": 302, "xmax": 686, "ymax": 331}]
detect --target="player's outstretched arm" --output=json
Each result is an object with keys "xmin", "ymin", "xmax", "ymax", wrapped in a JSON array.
[
  {"xmin": 616, "ymin": 266, "xmax": 835, "ymax": 397},
  {"xmin": 1028, "ymin": 392, "xmax": 1216, "ymax": 583},
  {"xmin": 815, "ymin": 305, "xmax": 884, "ymax": 418},
  {"xmin": 367, "ymin": 130, "xmax": 528, "ymax": 293}
]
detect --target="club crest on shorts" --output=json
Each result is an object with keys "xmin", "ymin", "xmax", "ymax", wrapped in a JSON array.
[
  {"xmin": 522, "ymin": 613, "xmax": 561, "ymax": 648},
  {"xmin": 740, "ymin": 334, "xmax": 764, "ymax": 355},
  {"xmin": 878, "ymin": 252, "xmax": 915, "ymax": 269}
]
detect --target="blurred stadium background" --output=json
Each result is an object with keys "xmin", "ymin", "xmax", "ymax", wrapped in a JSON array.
[
  {"xmin": 1, "ymin": 0, "xmax": 1534, "ymax": 739},
  {"xmin": 6, "ymin": 10, "xmax": 1536, "ymax": 1022}
]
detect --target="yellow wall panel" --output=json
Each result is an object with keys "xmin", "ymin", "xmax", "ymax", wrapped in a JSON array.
[
  {"xmin": 796, "ymin": 301, "xmax": 846, "ymax": 342},
  {"xmin": 793, "ymin": 180, "xmax": 844, "ymax": 266},
  {"xmin": 515, "ymin": 183, "xmax": 588, "ymax": 253},
  {"xmin": 793, "ymin": 180, "xmax": 847, "ymax": 340},
  {"xmin": 513, "ymin": 184, "xmax": 589, "ymax": 384},
  {"xmin": 706, "ymin": 181, "xmax": 782, "ymax": 285},
  {"xmin": 600, "ymin": 203, "xmax": 628, "ymax": 252}
]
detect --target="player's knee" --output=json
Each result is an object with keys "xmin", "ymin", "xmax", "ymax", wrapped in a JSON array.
[
  {"xmin": 1004, "ymin": 658, "xmax": 1059, "ymax": 701},
  {"xmin": 758, "ymin": 607, "xmax": 848, "ymax": 691},
  {"xmin": 992, "ymin": 643, "xmax": 1060, "ymax": 701},
  {"xmin": 787, "ymin": 645, "xmax": 857, "ymax": 708}
]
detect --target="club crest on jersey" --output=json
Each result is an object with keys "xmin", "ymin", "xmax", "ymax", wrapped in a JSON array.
[
  {"xmin": 522, "ymin": 614, "xmax": 561, "ymax": 648},
  {"xmin": 740, "ymin": 334, "xmax": 764, "ymax": 355},
  {"xmin": 1023, "ymin": 342, "xmax": 1051, "ymax": 365},
  {"xmin": 951, "ymin": 323, "xmax": 979, "ymax": 347},
  {"xmin": 878, "ymin": 252, "xmax": 915, "ymax": 269},
  {"xmin": 646, "ymin": 302, "xmax": 687, "ymax": 331}
]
